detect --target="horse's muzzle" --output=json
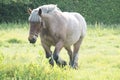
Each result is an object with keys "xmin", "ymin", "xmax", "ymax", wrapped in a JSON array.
[{"xmin": 28, "ymin": 38, "xmax": 36, "ymax": 44}]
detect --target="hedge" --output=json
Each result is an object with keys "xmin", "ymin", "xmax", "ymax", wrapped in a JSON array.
[{"xmin": 0, "ymin": 0, "xmax": 120, "ymax": 24}]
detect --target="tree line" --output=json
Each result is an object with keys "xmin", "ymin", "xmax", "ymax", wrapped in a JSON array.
[{"xmin": 0, "ymin": 0, "xmax": 120, "ymax": 24}]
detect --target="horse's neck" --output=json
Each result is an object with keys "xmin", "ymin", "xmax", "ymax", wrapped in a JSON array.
[
  {"xmin": 42, "ymin": 10, "xmax": 61, "ymax": 19},
  {"xmin": 42, "ymin": 11, "xmax": 65, "ymax": 33},
  {"xmin": 42, "ymin": 18, "xmax": 50, "ymax": 29},
  {"xmin": 41, "ymin": 28, "xmax": 49, "ymax": 35},
  {"xmin": 42, "ymin": 13, "xmax": 54, "ymax": 28}
]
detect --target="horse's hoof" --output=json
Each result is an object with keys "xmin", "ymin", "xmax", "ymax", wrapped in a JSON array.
[
  {"xmin": 49, "ymin": 58, "xmax": 54, "ymax": 66},
  {"xmin": 56, "ymin": 59, "xmax": 67, "ymax": 67},
  {"xmin": 72, "ymin": 63, "xmax": 78, "ymax": 69},
  {"xmin": 69, "ymin": 61, "xmax": 73, "ymax": 67},
  {"xmin": 62, "ymin": 61, "xmax": 67, "ymax": 67}
]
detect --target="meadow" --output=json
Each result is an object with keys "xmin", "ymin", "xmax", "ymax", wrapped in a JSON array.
[{"xmin": 0, "ymin": 23, "xmax": 120, "ymax": 80}]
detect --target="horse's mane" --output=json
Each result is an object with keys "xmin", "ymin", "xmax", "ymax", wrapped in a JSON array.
[
  {"xmin": 29, "ymin": 4, "xmax": 61, "ymax": 22},
  {"xmin": 28, "ymin": 8, "xmax": 40, "ymax": 22},
  {"xmin": 40, "ymin": 4, "xmax": 61, "ymax": 14}
]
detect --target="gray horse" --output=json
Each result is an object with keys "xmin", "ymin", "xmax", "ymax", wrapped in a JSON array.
[{"xmin": 28, "ymin": 4, "xmax": 87, "ymax": 68}]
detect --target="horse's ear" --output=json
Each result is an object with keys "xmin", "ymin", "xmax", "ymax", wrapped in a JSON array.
[
  {"xmin": 28, "ymin": 8, "xmax": 32, "ymax": 14},
  {"xmin": 38, "ymin": 8, "xmax": 42, "ymax": 16}
]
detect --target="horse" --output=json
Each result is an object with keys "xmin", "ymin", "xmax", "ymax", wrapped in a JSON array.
[{"xmin": 28, "ymin": 4, "xmax": 87, "ymax": 68}]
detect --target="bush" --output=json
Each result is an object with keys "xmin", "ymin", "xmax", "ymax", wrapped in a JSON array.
[{"xmin": 0, "ymin": 0, "xmax": 120, "ymax": 24}]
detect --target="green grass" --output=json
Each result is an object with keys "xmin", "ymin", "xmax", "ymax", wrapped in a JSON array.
[{"xmin": 0, "ymin": 23, "xmax": 120, "ymax": 80}]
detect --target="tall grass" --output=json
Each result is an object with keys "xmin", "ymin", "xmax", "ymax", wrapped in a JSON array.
[{"xmin": 0, "ymin": 23, "xmax": 120, "ymax": 80}]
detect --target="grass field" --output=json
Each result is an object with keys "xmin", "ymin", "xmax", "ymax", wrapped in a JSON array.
[{"xmin": 0, "ymin": 23, "xmax": 120, "ymax": 80}]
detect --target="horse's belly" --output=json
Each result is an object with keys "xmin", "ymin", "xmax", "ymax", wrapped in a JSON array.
[{"xmin": 65, "ymin": 30, "xmax": 81, "ymax": 46}]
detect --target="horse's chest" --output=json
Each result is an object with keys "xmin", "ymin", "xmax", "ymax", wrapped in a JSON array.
[
  {"xmin": 40, "ymin": 30, "xmax": 56, "ymax": 45},
  {"xmin": 44, "ymin": 35, "xmax": 55, "ymax": 44}
]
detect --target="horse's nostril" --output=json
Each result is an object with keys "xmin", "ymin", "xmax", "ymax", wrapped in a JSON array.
[{"xmin": 29, "ymin": 38, "xmax": 36, "ymax": 43}]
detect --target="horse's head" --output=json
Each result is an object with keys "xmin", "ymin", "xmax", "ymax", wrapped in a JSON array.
[
  {"xmin": 28, "ymin": 8, "xmax": 42, "ymax": 44},
  {"xmin": 28, "ymin": 5, "xmax": 60, "ymax": 44}
]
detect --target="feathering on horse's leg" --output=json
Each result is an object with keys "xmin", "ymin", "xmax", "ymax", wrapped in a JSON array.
[
  {"xmin": 73, "ymin": 36, "xmax": 84, "ymax": 69},
  {"xmin": 53, "ymin": 40, "xmax": 67, "ymax": 67},
  {"xmin": 42, "ymin": 42, "xmax": 52, "ymax": 58},
  {"xmin": 42, "ymin": 42, "xmax": 54, "ymax": 66},
  {"xmin": 65, "ymin": 46, "xmax": 73, "ymax": 67}
]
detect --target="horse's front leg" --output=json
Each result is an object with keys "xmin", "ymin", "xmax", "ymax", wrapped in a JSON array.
[
  {"xmin": 53, "ymin": 40, "xmax": 67, "ymax": 67},
  {"xmin": 42, "ymin": 42, "xmax": 54, "ymax": 66}
]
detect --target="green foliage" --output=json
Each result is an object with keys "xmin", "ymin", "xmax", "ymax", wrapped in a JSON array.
[
  {"xmin": 0, "ymin": 53, "xmax": 4, "ymax": 63},
  {"xmin": 0, "ymin": 0, "xmax": 120, "ymax": 24},
  {"xmin": 7, "ymin": 38, "xmax": 22, "ymax": 43},
  {"xmin": 0, "ymin": 23, "xmax": 120, "ymax": 79}
]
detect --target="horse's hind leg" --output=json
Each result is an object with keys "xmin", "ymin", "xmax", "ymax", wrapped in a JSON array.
[
  {"xmin": 53, "ymin": 40, "xmax": 67, "ymax": 67},
  {"xmin": 73, "ymin": 36, "xmax": 84, "ymax": 69},
  {"xmin": 65, "ymin": 47, "xmax": 73, "ymax": 67}
]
